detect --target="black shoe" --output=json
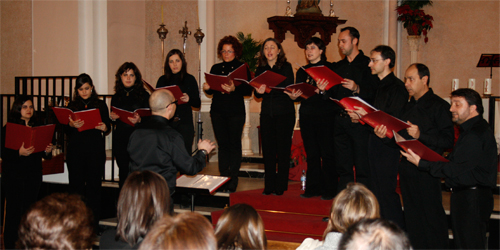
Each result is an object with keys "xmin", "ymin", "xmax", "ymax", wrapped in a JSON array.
[
  {"xmin": 274, "ymin": 191, "xmax": 284, "ymax": 196},
  {"xmin": 322, "ymin": 217, "xmax": 329, "ymax": 222},
  {"xmin": 262, "ymin": 190, "xmax": 274, "ymax": 195},
  {"xmin": 300, "ymin": 193, "xmax": 321, "ymax": 198},
  {"xmin": 321, "ymin": 195, "xmax": 334, "ymax": 200}
]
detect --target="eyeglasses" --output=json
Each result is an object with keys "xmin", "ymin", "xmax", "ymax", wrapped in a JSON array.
[
  {"xmin": 369, "ymin": 58, "xmax": 384, "ymax": 63},
  {"xmin": 166, "ymin": 100, "xmax": 178, "ymax": 109},
  {"xmin": 221, "ymin": 50, "xmax": 234, "ymax": 54}
]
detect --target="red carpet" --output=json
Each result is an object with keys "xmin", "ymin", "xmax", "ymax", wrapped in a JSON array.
[{"xmin": 211, "ymin": 183, "xmax": 332, "ymax": 243}]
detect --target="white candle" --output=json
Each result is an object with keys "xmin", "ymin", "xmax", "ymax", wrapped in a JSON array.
[
  {"xmin": 452, "ymin": 79, "xmax": 459, "ymax": 91},
  {"xmin": 484, "ymin": 78, "xmax": 492, "ymax": 95},
  {"xmin": 468, "ymin": 78, "xmax": 476, "ymax": 90}
]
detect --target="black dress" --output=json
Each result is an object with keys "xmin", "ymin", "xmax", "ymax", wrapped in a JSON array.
[
  {"xmin": 204, "ymin": 58, "xmax": 252, "ymax": 192},
  {"xmin": 254, "ymin": 62, "xmax": 295, "ymax": 194},
  {"xmin": 156, "ymin": 72, "xmax": 201, "ymax": 154},
  {"xmin": 1, "ymin": 121, "xmax": 52, "ymax": 249},
  {"xmin": 65, "ymin": 97, "xmax": 110, "ymax": 229},
  {"xmin": 111, "ymin": 86, "xmax": 150, "ymax": 189}
]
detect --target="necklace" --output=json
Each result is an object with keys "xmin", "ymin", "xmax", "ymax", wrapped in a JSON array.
[
  {"xmin": 124, "ymin": 87, "xmax": 135, "ymax": 96},
  {"xmin": 82, "ymin": 99, "xmax": 91, "ymax": 108}
]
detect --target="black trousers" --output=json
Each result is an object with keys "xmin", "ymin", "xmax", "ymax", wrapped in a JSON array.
[
  {"xmin": 66, "ymin": 148, "xmax": 106, "ymax": 230},
  {"xmin": 368, "ymin": 134, "xmax": 405, "ymax": 229},
  {"xmin": 171, "ymin": 117, "xmax": 195, "ymax": 155},
  {"xmin": 334, "ymin": 116, "xmax": 370, "ymax": 191},
  {"xmin": 399, "ymin": 160, "xmax": 449, "ymax": 249},
  {"xmin": 451, "ymin": 188, "xmax": 493, "ymax": 249},
  {"xmin": 3, "ymin": 174, "xmax": 42, "ymax": 249},
  {"xmin": 299, "ymin": 113, "xmax": 337, "ymax": 196},
  {"xmin": 261, "ymin": 113, "xmax": 295, "ymax": 193},
  {"xmin": 211, "ymin": 113, "xmax": 245, "ymax": 191}
]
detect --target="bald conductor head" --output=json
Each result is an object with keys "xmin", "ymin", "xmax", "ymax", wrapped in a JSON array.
[{"xmin": 150, "ymin": 89, "xmax": 177, "ymax": 120}]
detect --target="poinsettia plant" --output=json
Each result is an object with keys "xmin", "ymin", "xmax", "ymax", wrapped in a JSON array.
[{"xmin": 396, "ymin": 1, "xmax": 434, "ymax": 43}]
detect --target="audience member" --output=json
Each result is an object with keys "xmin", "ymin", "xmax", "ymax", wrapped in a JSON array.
[
  {"xmin": 215, "ymin": 203, "xmax": 267, "ymax": 250},
  {"xmin": 100, "ymin": 170, "xmax": 170, "ymax": 249},
  {"xmin": 17, "ymin": 193, "xmax": 94, "ymax": 250},
  {"xmin": 297, "ymin": 183, "xmax": 380, "ymax": 250},
  {"xmin": 338, "ymin": 219, "xmax": 412, "ymax": 250},
  {"xmin": 139, "ymin": 212, "xmax": 217, "ymax": 250}
]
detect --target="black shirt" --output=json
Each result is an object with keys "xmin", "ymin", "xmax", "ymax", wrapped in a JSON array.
[
  {"xmin": 419, "ymin": 115, "xmax": 498, "ymax": 188},
  {"xmin": 254, "ymin": 62, "xmax": 295, "ymax": 116},
  {"xmin": 373, "ymin": 72, "xmax": 408, "ymax": 119},
  {"xmin": 205, "ymin": 59, "xmax": 253, "ymax": 115},
  {"xmin": 296, "ymin": 60, "xmax": 338, "ymax": 116},
  {"xmin": 128, "ymin": 115, "xmax": 206, "ymax": 190},
  {"xmin": 156, "ymin": 72, "xmax": 201, "ymax": 121}
]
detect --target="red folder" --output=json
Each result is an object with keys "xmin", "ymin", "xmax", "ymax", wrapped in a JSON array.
[
  {"xmin": 394, "ymin": 131, "xmax": 449, "ymax": 162},
  {"xmin": 360, "ymin": 111, "xmax": 410, "ymax": 139},
  {"xmin": 235, "ymin": 70, "xmax": 286, "ymax": 93},
  {"xmin": 205, "ymin": 64, "xmax": 248, "ymax": 93},
  {"xmin": 111, "ymin": 107, "xmax": 152, "ymax": 126},
  {"xmin": 5, "ymin": 123, "xmax": 55, "ymax": 153},
  {"xmin": 156, "ymin": 85, "xmax": 187, "ymax": 104},
  {"xmin": 52, "ymin": 107, "xmax": 102, "ymax": 132},
  {"xmin": 304, "ymin": 65, "xmax": 344, "ymax": 90},
  {"xmin": 270, "ymin": 83, "xmax": 318, "ymax": 99},
  {"xmin": 331, "ymin": 96, "xmax": 377, "ymax": 114}
]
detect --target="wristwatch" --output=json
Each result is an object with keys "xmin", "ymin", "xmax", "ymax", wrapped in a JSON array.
[{"xmin": 200, "ymin": 149, "xmax": 208, "ymax": 156}]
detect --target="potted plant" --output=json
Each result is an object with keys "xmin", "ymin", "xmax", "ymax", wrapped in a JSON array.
[
  {"xmin": 236, "ymin": 32, "xmax": 262, "ymax": 74},
  {"xmin": 396, "ymin": 0, "xmax": 434, "ymax": 43}
]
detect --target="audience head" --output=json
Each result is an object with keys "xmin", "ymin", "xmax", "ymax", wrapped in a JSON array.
[
  {"xmin": 149, "ymin": 89, "xmax": 176, "ymax": 118},
  {"xmin": 338, "ymin": 219, "xmax": 412, "ymax": 250},
  {"xmin": 259, "ymin": 37, "xmax": 287, "ymax": 69},
  {"xmin": 217, "ymin": 35, "xmax": 243, "ymax": 62},
  {"xmin": 450, "ymin": 88, "xmax": 482, "ymax": 124},
  {"xmin": 17, "ymin": 193, "xmax": 94, "ymax": 250},
  {"xmin": 215, "ymin": 203, "xmax": 267, "ymax": 250},
  {"xmin": 114, "ymin": 62, "xmax": 144, "ymax": 92},
  {"xmin": 9, "ymin": 95, "xmax": 35, "ymax": 125},
  {"xmin": 73, "ymin": 73, "xmax": 98, "ymax": 101},
  {"xmin": 116, "ymin": 171, "xmax": 170, "ymax": 246},
  {"xmin": 324, "ymin": 183, "xmax": 379, "ymax": 239},
  {"xmin": 139, "ymin": 212, "xmax": 217, "ymax": 250},
  {"xmin": 339, "ymin": 27, "xmax": 360, "ymax": 56},
  {"xmin": 404, "ymin": 63, "xmax": 430, "ymax": 100},
  {"xmin": 164, "ymin": 49, "xmax": 187, "ymax": 80},
  {"xmin": 305, "ymin": 37, "xmax": 327, "ymax": 63}
]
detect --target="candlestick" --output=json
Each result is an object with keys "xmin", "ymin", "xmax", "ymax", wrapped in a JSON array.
[{"xmin": 161, "ymin": 5, "xmax": 164, "ymax": 24}]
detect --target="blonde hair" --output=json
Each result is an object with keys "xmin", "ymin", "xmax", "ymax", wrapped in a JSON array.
[
  {"xmin": 324, "ymin": 183, "xmax": 380, "ymax": 239},
  {"xmin": 215, "ymin": 203, "xmax": 267, "ymax": 250}
]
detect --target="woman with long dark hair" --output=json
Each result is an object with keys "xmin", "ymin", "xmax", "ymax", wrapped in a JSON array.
[
  {"xmin": 253, "ymin": 38, "xmax": 295, "ymax": 195},
  {"xmin": 110, "ymin": 62, "xmax": 150, "ymax": 188},
  {"xmin": 295, "ymin": 37, "xmax": 338, "ymax": 200},
  {"xmin": 156, "ymin": 49, "xmax": 201, "ymax": 154},
  {"xmin": 203, "ymin": 36, "xmax": 253, "ymax": 192},
  {"xmin": 65, "ymin": 73, "xmax": 110, "ymax": 230},
  {"xmin": 1, "ymin": 95, "xmax": 53, "ymax": 249}
]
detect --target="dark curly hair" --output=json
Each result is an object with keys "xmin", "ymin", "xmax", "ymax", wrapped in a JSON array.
[
  {"xmin": 114, "ymin": 62, "xmax": 144, "ymax": 93},
  {"xmin": 258, "ymin": 38, "xmax": 288, "ymax": 69},
  {"xmin": 217, "ymin": 35, "xmax": 242, "ymax": 60},
  {"xmin": 163, "ymin": 49, "xmax": 187, "ymax": 82}
]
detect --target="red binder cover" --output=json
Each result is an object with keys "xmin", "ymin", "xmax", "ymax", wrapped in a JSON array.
[
  {"xmin": 111, "ymin": 107, "xmax": 152, "ymax": 126},
  {"xmin": 235, "ymin": 70, "xmax": 286, "ymax": 93},
  {"xmin": 330, "ymin": 96, "xmax": 377, "ymax": 114},
  {"xmin": 205, "ymin": 64, "xmax": 248, "ymax": 93},
  {"xmin": 270, "ymin": 83, "xmax": 318, "ymax": 99},
  {"xmin": 360, "ymin": 111, "xmax": 410, "ymax": 139},
  {"xmin": 156, "ymin": 85, "xmax": 187, "ymax": 104},
  {"xmin": 394, "ymin": 131, "xmax": 449, "ymax": 162},
  {"xmin": 304, "ymin": 65, "xmax": 344, "ymax": 90},
  {"xmin": 52, "ymin": 107, "xmax": 102, "ymax": 132},
  {"xmin": 5, "ymin": 123, "xmax": 55, "ymax": 153}
]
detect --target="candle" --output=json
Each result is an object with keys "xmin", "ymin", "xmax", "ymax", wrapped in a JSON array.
[
  {"xmin": 468, "ymin": 78, "xmax": 476, "ymax": 90},
  {"xmin": 484, "ymin": 78, "xmax": 492, "ymax": 95},
  {"xmin": 452, "ymin": 79, "xmax": 459, "ymax": 91},
  {"xmin": 161, "ymin": 5, "xmax": 164, "ymax": 24}
]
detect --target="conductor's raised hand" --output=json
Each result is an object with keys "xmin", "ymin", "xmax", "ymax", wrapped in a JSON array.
[
  {"xmin": 19, "ymin": 142, "xmax": 35, "ymax": 156},
  {"xmin": 69, "ymin": 117, "xmax": 84, "ymax": 129},
  {"xmin": 406, "ymin": 121, "xmax": 420, "ymax": 139},
  {"xmin": 285, "ymin": 89, "xmax": 302, "ymax": 100},
  {"xmin": 197, "ymin": 139, "xmax": 216, "ymax": 154},
  {"xmin": 180, "ymin": 93, "xmax": 190, "ymax": 103},
  {"xmin": 400, "ymin": 148, "xmax": 421, "ymax": 167},
  {"xmin": 95, "ymin": 122, "xmax": 107, "ymax": 132},
  {"xmin": 374, "ymin": 125, "xmax": 388, "ymax": 139},
  {"xmin": 128, "ymin": 112, "xmax": 141, "ymax": 125},
  {"xmin": 221, "ymin": 80, "xmax": 236, "ymax": 93},
  {"xmin": 203, "ymin": 82, "xmax": 211, "ymax": 91},
  {"xmin": 255, "ymin": 84, "xmax": 266, "ymax": 95}
]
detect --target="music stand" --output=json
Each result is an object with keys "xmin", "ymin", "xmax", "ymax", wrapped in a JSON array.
[{"xmin": 477, "ymin": 54, "xmax": 499, "ymax": 79}]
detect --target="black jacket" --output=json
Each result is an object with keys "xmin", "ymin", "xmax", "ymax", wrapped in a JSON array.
[{"xmin": 254, "ymin": 62, "xmax": 295, "ymax": 116}]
